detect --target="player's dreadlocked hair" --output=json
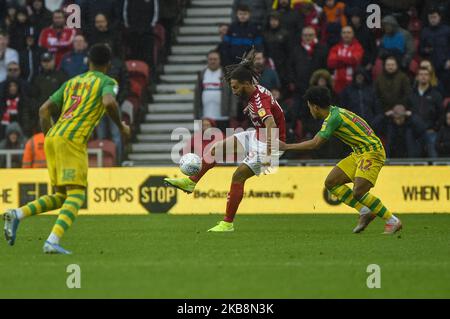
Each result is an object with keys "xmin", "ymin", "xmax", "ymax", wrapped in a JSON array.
[{"xmin": 223, "ymin": 48, "xmax": 260, "ymax": 85}]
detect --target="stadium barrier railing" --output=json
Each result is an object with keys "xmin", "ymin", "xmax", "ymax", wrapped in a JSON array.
[{"xmin": 0, "ymin": 149, "xmax": 104, "ymax": 168}]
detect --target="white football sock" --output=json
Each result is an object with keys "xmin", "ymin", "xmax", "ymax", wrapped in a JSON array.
[
  {"xmin": 15, "ymin": 208, "xmax": 25, "ymax": 220},
  {"xmin": 47, "ymin": 233, "xmax": 60, "ymax": 245},
  {"xmin": 386, "ymin": 215, "xmax": 399, "ymax": 225},
  {"xmin": 359, "ymin": 206, "xmax": 371, "ymax": 215}
]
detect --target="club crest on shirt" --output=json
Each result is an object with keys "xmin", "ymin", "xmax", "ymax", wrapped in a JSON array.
[{"xmin": 258, "ymin": 108, "xmax": 266, "ymax": 117}]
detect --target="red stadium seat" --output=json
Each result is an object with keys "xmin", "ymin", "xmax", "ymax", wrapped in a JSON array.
[
  {"xmin": 88, "ymin": 139, "xmax": 116, "ymax": 167},
  {"xmin": 126, "ymin": 60, "xmax": 150, "ymax": 99},
  {"xmin": 443, "ymin": 98, "xmax": 450, "ymax": 110},
  {"xmin": 372, "ymin": 58, "xmax": 383, "ymax": 80}
]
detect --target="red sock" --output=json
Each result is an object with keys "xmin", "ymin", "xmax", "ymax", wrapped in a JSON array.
[
  {"xmin": 224, "ymin": 182, "xmax": 244, "ymax": 223},
  {"xmin": 189, "ymin": 158, "xmax": 216, "ymax": 183}
]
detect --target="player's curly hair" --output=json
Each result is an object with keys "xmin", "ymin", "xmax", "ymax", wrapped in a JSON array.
[{"xmin": 223, "ymin": 48, "xmax": 260, "ymax": 85}]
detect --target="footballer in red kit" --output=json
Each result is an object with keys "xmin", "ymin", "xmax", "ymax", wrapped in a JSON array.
[{"xmin": 165, "ymin": 50, "xmax": 286, "ymax": 232}]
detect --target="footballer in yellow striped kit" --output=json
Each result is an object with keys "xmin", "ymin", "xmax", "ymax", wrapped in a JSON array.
[
  {"xmin": 281, "ymin": 86, "xmax": 402, "ymax": 234},
  {"xmin": 3, "ymin": 44, "xmax": 130, "ymax": 254}
]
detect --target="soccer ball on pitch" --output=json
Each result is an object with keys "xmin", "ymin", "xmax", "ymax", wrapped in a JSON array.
[{"xmin": 179, "ymin": 153, "xmax": 202, "ymax": 176}]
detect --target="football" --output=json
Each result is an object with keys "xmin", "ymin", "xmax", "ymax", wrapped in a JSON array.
[{"xmin": 179, "ymin": 153, "xmax": 202, "ymax": 176}]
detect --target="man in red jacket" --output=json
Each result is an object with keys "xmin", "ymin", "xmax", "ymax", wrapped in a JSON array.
[
  {"xmin": 38, "ymin": 10, "xmax": 76, "ymax": 68},
  {"xmin": 327, "ymin": 26, "xmax": 364, "ymax": 94}
]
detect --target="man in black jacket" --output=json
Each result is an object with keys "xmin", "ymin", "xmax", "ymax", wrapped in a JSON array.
[
  {"xmin": 407, "ymin": 67, "xmax": 443, "ymax": 157},
  {"xmin": 288, "ymin": 26, "xmax": 328, "ymax": 98},
  {"xmin": 348, "ymin": 7, "xmax": 377, "ymax": 71},
  {"xmin": 122, "ymin": 0, "xmax": 159, "ymax": 69},
  {"xmin": 80, "ymin": 0, "xmax": 122, "ymax": 36},
  {"xmin": 373, "ymin": 104, "xmax": 427, "ymax": 158},
  {"xmin": 340, "ymin": 67, "xmax": 382, "ymax": 125},
  {"xmin": 221, "ymin": 5, "xmax": 263, "ymax": 66}
]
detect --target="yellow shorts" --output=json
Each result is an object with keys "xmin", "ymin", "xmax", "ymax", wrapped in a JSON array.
[
  {"xmin": 45, "ymin": 136, "xmax": 88, "ymax": 187},
  {"xmin": 337, "ymin": 150, "xmax": 386, "ymax": 186}
]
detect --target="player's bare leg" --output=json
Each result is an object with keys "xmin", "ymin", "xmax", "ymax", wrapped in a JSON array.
[
  {"xmin": 325, "ymin": 167, "xmax": 375, "ymax": 233},
  {"xmin": 208, "ymin": 163, "xmax": 255, "ymax": 232},
  {"xmin": 164, "ymin": 135, "xmax": 245, "ymax": 194},
  {"xmin": 353, "ymin": 178, "xmax": 402, "ymax": 235}
]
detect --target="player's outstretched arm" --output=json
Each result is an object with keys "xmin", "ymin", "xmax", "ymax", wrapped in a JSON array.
[
  {"xmin": 103, "ymin": 94, "xmax": 131, "ymax": 141},
  {"xmin": 281, "ymin": 134, "xmax": 327, "ymax": 152},
  {"xmin": 39, "ymin": 99, "xmax": 58, "ymax": 135}
]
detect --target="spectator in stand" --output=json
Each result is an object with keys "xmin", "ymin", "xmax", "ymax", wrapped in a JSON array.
[
  {"xmin": 19, "ymin": 28, "xmax": 44, "ymax": 82},
  {"xmin": 38, "ymin": 10, "xmax": 76, "ymax": 67},
  {"xmin": 87, "ymin": 13, "xmax": 122, "ymax": 58},
  {"xmin": 263, "ymin": 11, "xmax": 290, "ymax": 90},
  {"xmin": 0, "ymin": 62, "xmax": 31, "ymax": 101},
  {"xmin": 122, "ymin": 0, "xmax": 159, "ymax": 70},
  {"xmin": 232, "ymin": 0, "xmax": 272, "ymax": 30},
  {"xmin": 28, "ymin": 0, "xmax": 52, "ymax": 37},
  {"xmin": 96, "ymin": 55, "xmax": 131, "ymax": 165},
  {"xmin": 379, "ymin": 15, "xmax": 415, "ymax": 69},
  {"xmin": 348, "ymin": 7, "xmax": 377, "ymax": 71},
  {"xmin": 407, "ymin": 67, "xmax": 443, "ymax": 158},
  {"xmin": 296, "ymin": 1, "xmax": 322, "ymax": 35},
  {"xmin": 322, "ymin": 0, "xmax": 347, "ymax": 27},
  {"xmin": 297, "ymin": 69, "xmax": 335, "ymax": 139},
  {"xmin": 31, "ymin": 52, "xmax": 67, "ymax": 109},
  {"xmin": 181, "ymin": 118, "xmax": 223, "ymax": 158},
  {"xmin": 217, "ymin": 23, "xmax": 229, "ymax": 66},
  {"xmin": 254, "ymin": 50, "xmax": 281, "ymax": 99},
  {"xmin": 327, "ymin": 26, "xmax": 364, "ymax": 94},
  {"xmin": 420, "ymin": 7, "xmax": 450, "ymax": 97},
  {"xmin": 436, "ymin": 108, "xmax": 450, "ymax": 157},
  {"xmin": 1, "ymin": 4, "xmax": 17, "ymax": 32},
  {"xmin": 194, "ymin": 50, "xmax": 236, "ymax": 132},
  {"xmin": 272, "ymin": 0, "xmax": 302, "ymax": 38},
  {"xmin": 80, "ymin": 0, "xmax": 122, "ymax": 37},
  {"xmin": 340, "ymin": 67, "xmax": 382, "ymax": 125},
  {"xmin": 22, "ymin": 129, "xmax": 46, "ymax": 168},
  {"xmin": 159, "ymin": 0, "xmax": 179, "ymax": 55},
  {"xmin": 321, "ymin": 0, "xmax": 346, "ymax": 47},
  {"xmin": 0, "ymin": 30, "xmax": 19, "ymax": 82},
  {"xmin": 0, "ymin": 79, "xmax": 32, "ymax": 138},
  {"xmin": 419, "ymin": 59, "xmax": 440, "ymax": 88},
  {"xmin": 373, "ymin": 104, "xmax": 427, "ymax": 158},
  {"xmin": 8, "ymin": 7, "xmax": 32, "ymax": 52},
  {"xmin": 0, "ymin": 122, "xmax": 25, "ymax": 168},
  {"xmin": 375, "ymin": 56, "xmax": 411, "ymax": 111},
  {"xmin": 222, "ymin": 5, "xmax": 263, "ymax": 66},
  {"xmin": 60, "ymin": 34, "xmax": 89, "ymax": 78},
  {"xmin": 288, "ymin": 26, "xmax": 328, "ymax": 98}
]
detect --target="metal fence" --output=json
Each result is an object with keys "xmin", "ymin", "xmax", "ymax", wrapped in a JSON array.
[{"xmin": 0, "ymin": 149, "xmax": 104, "ymax": 169}]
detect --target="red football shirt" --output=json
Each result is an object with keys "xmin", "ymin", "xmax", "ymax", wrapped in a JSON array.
[{"xmin": 246, "ymin": 85, "xmax": 286, "ymax": 143}]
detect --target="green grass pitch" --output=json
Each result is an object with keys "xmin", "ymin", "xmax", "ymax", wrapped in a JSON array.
[{"xmin": 1, "ymin": 214, "xmax": 449, "ymax": 299}]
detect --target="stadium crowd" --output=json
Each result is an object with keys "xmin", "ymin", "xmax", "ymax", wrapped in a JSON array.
[
  {"xmin": 0, "ymin": 0, "xmax": 183, "ymax": 167},
  {"xmin": 0, "ymin": 0, "xmax": 449, "ymax": 168},
  {"xmin": 196, "ymin": 0, "xmax": 450, "ymax": 160}
]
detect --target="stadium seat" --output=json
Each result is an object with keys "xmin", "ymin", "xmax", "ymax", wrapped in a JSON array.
[
  {"xmin": 88, "ymin": 139, "xmax": 117, "ymax": 167},
  {"xmin": 372, "ymin": 58, "xmax": 383, "ymax": 80},
  {"xmin": 126, "ymin": 60, "xmax": 150, "ymax": 101},
  {"xmin": 443, "ymin": 97, "xmax": 450, "ymax": 110}
]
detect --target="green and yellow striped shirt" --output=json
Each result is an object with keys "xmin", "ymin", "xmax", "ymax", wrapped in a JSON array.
[
  {"xmin": 318, "ymin": 106, "xmax": 384, "ymax": 154},
  {"xmin": 47, "ymin": 70, "xmax": 118, "ymax": 144}
]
